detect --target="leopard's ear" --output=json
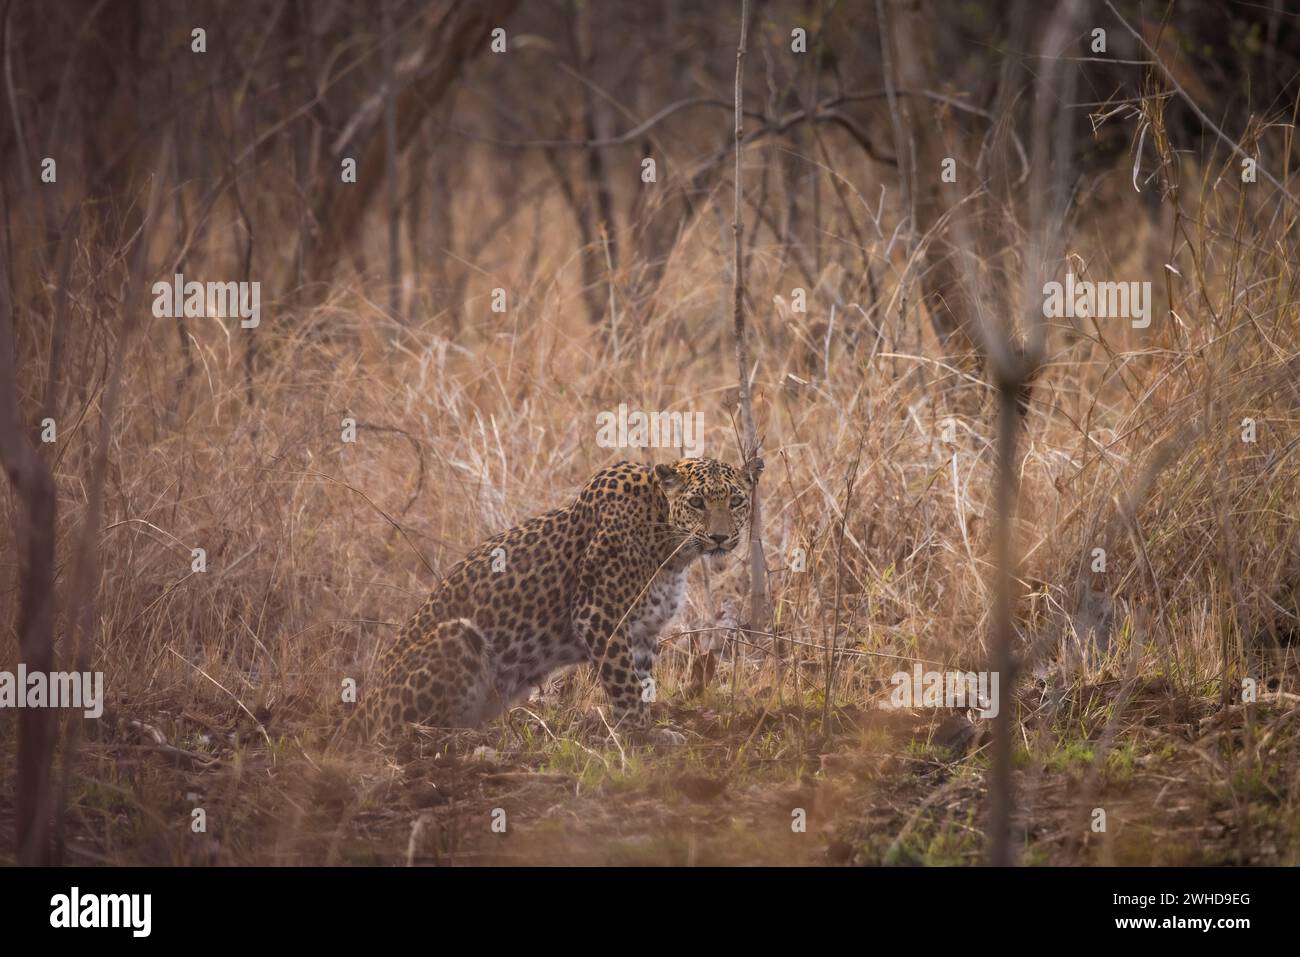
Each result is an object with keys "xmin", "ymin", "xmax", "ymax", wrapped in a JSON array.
[
  {"xmin": 654, "ymin": 462, "xmax": 682, "ymax": 489},
  {"xmin": 743, "ymin": 455, "xmax": 764, "ymax": 487}
]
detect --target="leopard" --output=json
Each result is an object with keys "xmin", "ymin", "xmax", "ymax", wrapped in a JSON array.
[{"xmin": 348, "ymin": 457, "xmax": 756, "ymax": 742}]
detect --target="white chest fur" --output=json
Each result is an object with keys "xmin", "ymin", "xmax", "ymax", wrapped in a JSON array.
[{"xmin": 626, "ymin": 567, "xmax": 688, "ymax": 646}]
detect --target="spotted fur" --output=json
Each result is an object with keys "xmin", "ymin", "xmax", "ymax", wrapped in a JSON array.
[{"xmin": 350, "ymin": 458, "xmax": 752, "ymax": 740}]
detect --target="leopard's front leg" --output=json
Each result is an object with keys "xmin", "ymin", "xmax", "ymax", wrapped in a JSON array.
[
  {"xmin": 574, "ymin": 604, "xmax": 653, "ymax": 733},
  {"xmin": 626, "ymin": 632, "xmax": 687, "ymax": 744},
  {"xmin": 571, "ymin": 532, "xmax": 687, "ymax": 744},
  {"xmin": 576, "ymin": 603, "xmax": 692, "ymax": 746}
]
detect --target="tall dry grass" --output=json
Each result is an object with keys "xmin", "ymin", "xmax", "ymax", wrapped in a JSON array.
[{"xmin": 2, "ymin": 73, "xmax": 1298, "ymax": 863}]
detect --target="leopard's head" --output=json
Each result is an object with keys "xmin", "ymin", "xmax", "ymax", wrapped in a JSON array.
[{"xmin": 654, "ymin": 458, "xmax": 754, "ymax": 559}]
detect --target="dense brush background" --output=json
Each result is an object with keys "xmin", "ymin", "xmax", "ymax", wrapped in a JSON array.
[{"xmin": 1, "ymin": 0, "xmax": 1299, "ymax": 865}]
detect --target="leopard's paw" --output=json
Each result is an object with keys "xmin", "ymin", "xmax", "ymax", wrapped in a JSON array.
[{"xmin": 646, "ymin": 725, "xmax": 688, "ymax": 746}]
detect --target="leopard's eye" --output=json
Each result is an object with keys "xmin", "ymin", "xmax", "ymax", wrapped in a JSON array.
[
  {"xmin": 687, "ymin": 495, "xmax": 705, "ymax": 509},
  {"xmin": 730, "ymin": 494, "xmax": 746, "ymax": 508}
]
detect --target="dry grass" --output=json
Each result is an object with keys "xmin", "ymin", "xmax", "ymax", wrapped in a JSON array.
[{"xmin": 2, "ymin": 92, "xmax": 1299, "ymax": 865}]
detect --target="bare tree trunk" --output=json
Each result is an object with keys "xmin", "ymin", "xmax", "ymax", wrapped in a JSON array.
[
  {"xmin": 573, "ymin": 0, "xmax": 617, "ymax": 326},
  {"xmin": 308, "ymin": 0, "xmax": 519, "ymax": 281},
  {"xmin": 986, "ymin": 372, "xmax": 1022, "ymax": 866},
  {"xmin": 427, "ymin": 113, "xmax": 458, "ymax": 332},
  {"xmin": 542, "ymin": 146, "xmax": 604, "ymax": 326},
  {"xmin": 53, "ymin": 150, "xmax": 169, "ymax": 868},
  {"xmin": 0, "ymin": 257, "xmax": 58, "ymax": 865},
  {"xmin": 981, "ymin": 0, "xmax": 1084, "ymax": 867},
  {"xmin": 880, "ymin": 0, "xmax": 979, "ymax": 360},
  {"xmin": 732, "ymin": 0, "xmax": 767, "ymax": 634}
]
